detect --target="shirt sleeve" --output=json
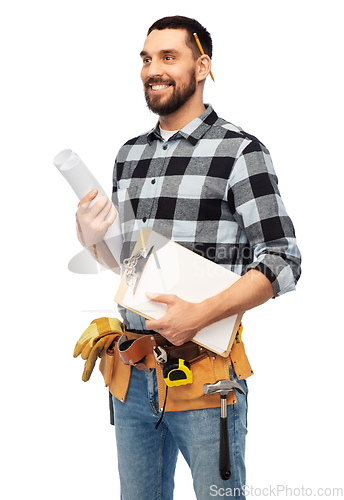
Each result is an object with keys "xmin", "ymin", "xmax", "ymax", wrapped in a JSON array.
[{"xmin": 227, "ymin": 139, "xmax": 301, "ymax": 297}]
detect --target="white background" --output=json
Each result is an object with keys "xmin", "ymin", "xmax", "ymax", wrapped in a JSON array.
[{"xmin": 1, "ymin": 1, "xmax": 343, "ymax": 498}]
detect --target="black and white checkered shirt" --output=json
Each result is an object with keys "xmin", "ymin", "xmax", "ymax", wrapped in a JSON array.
[{"xmin": 113, "ymin": 105, "xmax": 301, "ymax": 327}]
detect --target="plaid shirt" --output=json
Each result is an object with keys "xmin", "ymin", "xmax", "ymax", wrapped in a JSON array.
[{"xmin": 113, "ymin": 105, "xmax": 301, "ymax": 325}]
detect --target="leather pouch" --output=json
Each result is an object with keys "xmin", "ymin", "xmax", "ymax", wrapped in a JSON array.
[
  {"xmin": 156, "ymin": 351, "xmax": 237, "ymax": 412},
  {"xmin": 99, "ymin": 342, "xmax": 131, "ymax": 403}
]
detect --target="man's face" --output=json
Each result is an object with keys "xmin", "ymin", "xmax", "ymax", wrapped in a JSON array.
[{"xmin": 140, "ymin": 29, "xmax": 198, "ymax": 116}]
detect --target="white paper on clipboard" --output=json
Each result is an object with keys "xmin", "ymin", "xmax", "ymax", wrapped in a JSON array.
[{"xmin": 115, "ymin": 228, "xmax": 243, "ymax": 356}]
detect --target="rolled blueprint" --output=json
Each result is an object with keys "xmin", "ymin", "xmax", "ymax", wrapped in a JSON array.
[{"xmin": 53, "ymin": 149, "xmax": 122, "ymax": 264}]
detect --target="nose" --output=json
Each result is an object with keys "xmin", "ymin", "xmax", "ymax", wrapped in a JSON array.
[{"xmin": 147, "ymin": 58, "xmax": 164, "ymax": 79}]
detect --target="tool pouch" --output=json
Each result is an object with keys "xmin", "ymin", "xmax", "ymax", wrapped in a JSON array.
[
  {"xmin": 158, "ymin": 342, "xmax": 253, "ymax": 412},
  {"xmin": 161, "ymin": 351, "xmax": 218, "ymax": 411},
  {"xmin": 99, "ymin": 339, "xmax": 131, "ymax": 403}
]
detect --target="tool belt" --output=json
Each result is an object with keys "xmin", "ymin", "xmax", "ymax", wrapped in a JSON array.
[{"xmin": 99, "ymin": 328, "xmax": 254, "ymax": 413}]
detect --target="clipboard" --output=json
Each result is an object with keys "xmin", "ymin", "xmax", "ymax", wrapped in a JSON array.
[{"xmin": 115, "ymin": 228, "xmax": 243, "ymax": 356}]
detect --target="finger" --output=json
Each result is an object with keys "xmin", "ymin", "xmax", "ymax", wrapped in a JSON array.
[
  {"xmin": 88, "ymin": 195, "xmax": 113, "ymax": 221},
  {"xmin": 73, "ymin": 342, "xmax": 83, "ymax": 358},
  {"xmin": 145, "ymin": 318, "xmax": 161, "ymax": 331},
  {"xmin": 82, "ymin": 345, "xmax": 100, "ymax": 381},
  {"xmin": 81, "ymin": 342, "xmax": 93, "ymax": 360},
  {"xmin": 146, "ymin": 292, "xmax": 175, "ymax": 304},
  {"xmin": 82, "ymin": 364, "xmax": 92, "ymax": 382},
  {"xmin": 101, "ymin": 205, "xmax": 117, "ymax": 228},
  {"xmin": 73, "ymin": 336, "xmax": 91, "ymax": 358},
  {"xmin": 96, "ymin": 196, "xmax": 113, "ymax": 221},
  {"xmin": 79, "ymin": 189, "xmax": 98, "ymax": 208},
  {"xmin": 89, "ymin": 198, "xmax": 115, "ymax": 231},
  {"xmin": 87, "ymin": 193, "xmax": 107, "ymax": 215}
]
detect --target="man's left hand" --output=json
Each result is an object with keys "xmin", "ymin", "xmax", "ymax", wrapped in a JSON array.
[{"xmin": 145, "ymin": 292, "xmax": 206, "ymax": 345}]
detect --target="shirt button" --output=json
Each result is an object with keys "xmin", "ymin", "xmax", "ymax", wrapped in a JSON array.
[
  {"xmin": 142, "ymin": 217, "xmax": 147, "ymax": 223},
  {"xmin": 162, "ymin": 145, "xmax": 168, "ymax": 150},
  {"xmin": 151, "ymin": 179, "xmax": 156, "ymax": 184}
]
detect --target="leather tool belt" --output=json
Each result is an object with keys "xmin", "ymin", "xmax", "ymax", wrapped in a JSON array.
[
  {"xmin": 99, "ymin": 328, "xmax": 253, "ymax": 413},
  {"xmin": 117, "ymin": 332, "xmax": 207, "ymax": 371}
]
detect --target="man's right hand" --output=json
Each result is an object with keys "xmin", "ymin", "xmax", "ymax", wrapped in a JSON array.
[{"xmin": 76, "ymin": 189, "xmax": 117, "ymax": 248}]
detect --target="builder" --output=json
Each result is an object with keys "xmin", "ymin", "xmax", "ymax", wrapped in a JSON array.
[{"xmin": 75, "ymin": 15, "xmax": 301, "ymax": 500}]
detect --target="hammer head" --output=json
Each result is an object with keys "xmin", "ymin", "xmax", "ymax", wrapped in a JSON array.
[{"xmin": 203, "ymin": 379, "xmax": 246, "ymax": 397}]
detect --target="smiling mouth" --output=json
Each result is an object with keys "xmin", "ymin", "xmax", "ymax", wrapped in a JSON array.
[
  {"xmin": 151, "ymin": 84, "xmax": 170, "ymax": 91},
  {"xmin": 147, "ymin": 81, "xmax": 173, "ymax": 94}
]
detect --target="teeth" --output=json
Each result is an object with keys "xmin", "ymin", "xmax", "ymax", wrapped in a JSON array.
[{"xmin": 151, "ymin": 85, "xmax": 170, "ymax": 91}]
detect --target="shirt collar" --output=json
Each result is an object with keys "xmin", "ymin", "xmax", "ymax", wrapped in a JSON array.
[{"xmin": 147, "ymin": 104, "xmax": 218, "ymax": 146}]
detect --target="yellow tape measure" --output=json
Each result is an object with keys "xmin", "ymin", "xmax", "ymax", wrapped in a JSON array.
[{"xmin": 163, "ymin": 359, "xmax": 193, "ymax": 387}]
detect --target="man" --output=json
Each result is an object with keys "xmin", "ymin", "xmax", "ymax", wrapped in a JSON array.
[{"xmin": 76, "ymin": 16, "xmax": 301, "ymax": 500}]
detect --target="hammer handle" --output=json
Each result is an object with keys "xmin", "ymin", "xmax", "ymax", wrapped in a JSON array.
[{"xmin": 219, "ymin": 417, "xmax": 231, "ymax": 480}]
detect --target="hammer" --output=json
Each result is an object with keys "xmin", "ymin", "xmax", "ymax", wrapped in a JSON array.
[{"xmin": 203, "ymin": 378, "xmax": 246, "ymax": 480}]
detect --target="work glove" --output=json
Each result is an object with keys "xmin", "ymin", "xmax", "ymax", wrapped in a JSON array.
[{"xmin": 73, "ymin": 317, "xmax": 123, "ymax": 381}]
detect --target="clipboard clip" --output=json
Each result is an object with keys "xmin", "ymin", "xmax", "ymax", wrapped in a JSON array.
[{"xmin": 123, "ymin": 246, "xmax": 154, "ymax": 293}]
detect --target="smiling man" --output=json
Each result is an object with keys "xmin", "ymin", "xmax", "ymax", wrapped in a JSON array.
[{"xmin": 76, "ymin": 15, "xmax": 301, "ymax": 500}]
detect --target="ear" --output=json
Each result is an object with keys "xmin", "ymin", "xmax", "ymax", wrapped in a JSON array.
[{"xmin": 196, "ymin": 54, "xmax": 212, "ymax": 83}]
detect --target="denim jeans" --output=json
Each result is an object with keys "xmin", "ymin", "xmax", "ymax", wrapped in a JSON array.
[{"xmin": 112, "ymin": 365, "xmax": 248, "ymax": 500}]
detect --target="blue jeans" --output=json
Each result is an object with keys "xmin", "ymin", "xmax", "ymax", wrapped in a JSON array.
[{"xmin": 112, "ymin": 365, "xmax": 248, "ymax": 500}]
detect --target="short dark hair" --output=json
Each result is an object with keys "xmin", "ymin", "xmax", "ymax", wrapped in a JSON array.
[{"xmin": 147, "ymin": 15, "xmax": 213, "ymax": 60}]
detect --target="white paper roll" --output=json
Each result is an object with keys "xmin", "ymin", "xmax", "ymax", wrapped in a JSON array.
[{"xmin": 53, "ymin": 149, "xmax": 123, "ymax": 264}]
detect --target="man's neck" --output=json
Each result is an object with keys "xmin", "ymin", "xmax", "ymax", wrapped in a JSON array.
[{"xmin": 159, "ymin": 99, "xmax": 206, "ymax": 131}]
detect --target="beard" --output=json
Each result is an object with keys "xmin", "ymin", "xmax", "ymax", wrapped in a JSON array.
[{"xmin": 144, "ymin": 70, "xmax": 197, "ymax": 116}]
